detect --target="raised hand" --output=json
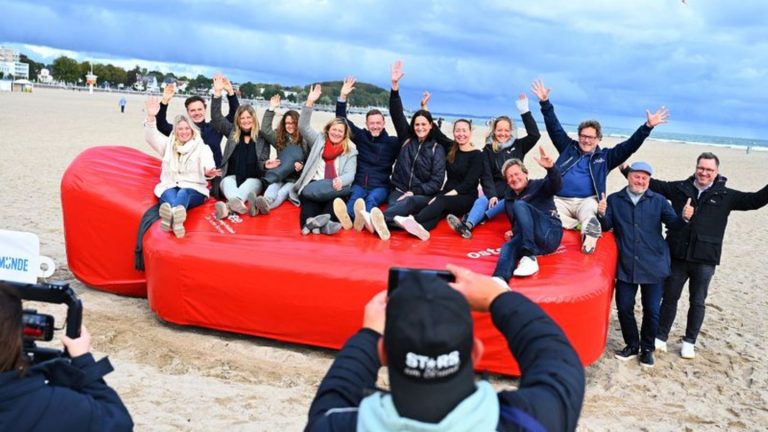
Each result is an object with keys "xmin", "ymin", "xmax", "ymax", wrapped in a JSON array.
[
  {"xmin": 420, "ymin": 91, "xmax": 431, "ymax": 111},
  {"xmin": 446, "ymin": 264, "xmax": 509, "ymax": 312},
  {"xmin": 340, "ymin": 75, "xmax": 356, "ymax": 100},
  {"xmin": 161, "ymin": 83, "xmax": 176, "ymax": 104},
  {"xmin": 531, "ymin": 79, "xmax": 551, "ymax": 102},
  {"xmin": 391, "ymin": 60, "xmax": 404, "ymax": 90},
  {"xmin": 515, "ymin": 93, "xmax": 529, "ymax": 114},
  {"xmin": 682, "ymin": 197, "xmax": 694, "ymax": 221},
  {"xmin": 269, "ymin": 94, "xmax": 281, "ymax": 111},
  {"xmin": 222, "ymin": 76, "xmax": 234, "ymax": 96},
  {"xmin": 306, "ymin": 84, "xmax": 322, "ymax": 107},
  {"xmin": 145, "ymin": 95, "xmax": 160, "ymax": 118},
  {"xmin": 533, "ymin": 146, "xmax": 554, "ymax": 168},
  {"xmin": 597, "ymin": 192, "xmax": 607, "ymax": 215},
  {"xmin": 646, "ymin": 106, "xmax": 670, "ymax": 128},
  {"xmin": 212, "ymin": 73, "xmax": 226, "ymax": 96}
]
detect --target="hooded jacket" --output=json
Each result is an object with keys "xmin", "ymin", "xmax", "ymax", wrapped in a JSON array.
[
  {"xmin": 0, "ymin": 354, "xmax": 132, "ymax": 432},
  {"xmin": 649, "ymin": 174, "xmax": 768, "ymax": 265},
  {"xmin": 304, "ymin": 290, "xmax": 585, "ymax": 432}
]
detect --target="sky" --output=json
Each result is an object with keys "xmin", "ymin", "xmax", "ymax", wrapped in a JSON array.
[{"xmin": 1, "ymin": 0, "xmax": 767, "ymax": 139}]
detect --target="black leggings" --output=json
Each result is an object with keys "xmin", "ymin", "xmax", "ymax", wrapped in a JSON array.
[
  {"xmin": 415, "ymin": 194, "xmax": 476, "ymax": 231},
  {"xmin": 298, "ymin": 197, "xmax": 335, "ymax": 228}
]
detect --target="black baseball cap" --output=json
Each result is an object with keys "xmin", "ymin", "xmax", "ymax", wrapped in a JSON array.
[{"xmin": 384, "ymin": 271, "xmax": 477, "ymax": 423}]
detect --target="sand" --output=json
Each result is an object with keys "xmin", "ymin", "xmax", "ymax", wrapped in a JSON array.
[{"xmin": 1, "ymin": 88, "xmax": 766, "ymax": 431}]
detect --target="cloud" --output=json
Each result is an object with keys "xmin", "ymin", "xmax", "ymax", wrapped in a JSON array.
[{"xmin": 1, "ymin": 0, "xmax": 766, "ymax": 138}]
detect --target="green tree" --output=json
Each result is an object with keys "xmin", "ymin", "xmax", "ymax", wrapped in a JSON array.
[
  {"xmin": 19, "ymin": 54, "xmax": 44, "ymax": 80},
  {"xmin": 239, "ymin": 82, "xmax": 258, "ymax": 99},
  {"xmin": 51, "ymin": 56, "xmax": 81, "ymax": 84},
  {"xmin": 126, "ymin": 65, "xmax": 141, "ymax": 86}
]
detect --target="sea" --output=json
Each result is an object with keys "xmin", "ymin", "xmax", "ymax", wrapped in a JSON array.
[{"xmin": 432, "ymin": 112, "xmax": 768, "ymax": 152}]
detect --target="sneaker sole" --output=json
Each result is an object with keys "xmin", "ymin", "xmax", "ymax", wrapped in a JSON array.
[
  {"xmin": 171, "ymin": 207, "xmax": 187, "ymax": 238},
  {"xmin": 228, "ymin": 198, "xmax": 248, "ymax": 215},
  {"xmin": 371, "ymin": 208, "xmax": 390, "ymax": 240},
  {"xmin": 159, "ymin": 203, "xmax": 173, "ymax": 232},
  {"xmin": 581, "ymin": 235, "xmax": 598, "ymax": 254},
  {"xmin": 353, "ymin": 199, "xmax": 366, "ymax": 232},
  {"xmin": 255, "ymin": 196, "xmax": 270, "ymax": 215},
  {"xmin": 640, "ymin": 361, "xmax": 655, "ymax": 368},
  {"xmin": 333, "ymin": 199, "xmax": 353, "ymax": 230},
  {"xmin": 614, "ymin": 354, "xmax": 638, "ymax": 361},
  {"xmin": 397, "ymin": 217, "xmax": 430, "ymax": 241},
  {"xmin": 247, "ymin": 192, "xmax": 259, "ymax": 217},
  {"xmin": 214, "ymin": 202, "xmax": 229, "ymax": 220}
]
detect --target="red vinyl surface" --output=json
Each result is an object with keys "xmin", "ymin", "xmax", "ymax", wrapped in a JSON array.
[{"xmin": 63, "ymin": 146, "xmax": 617, "ymax": 375}]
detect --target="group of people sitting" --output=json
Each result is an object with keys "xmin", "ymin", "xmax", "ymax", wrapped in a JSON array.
[{"xmin": 141, "ymin": 62, "xmax": 768, "ymax": 372}]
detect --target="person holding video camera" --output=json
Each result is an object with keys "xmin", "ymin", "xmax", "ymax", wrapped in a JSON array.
[
  {"xmin": 305, "ymin": 266, "xmax": 585, "ymax": 431},
  {"xmin": 0, "ymin": 283, "xmax": 133, "ymax": 431}
]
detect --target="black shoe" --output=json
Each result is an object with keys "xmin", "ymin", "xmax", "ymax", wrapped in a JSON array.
[
  {"xmin": 614, "ymin": 346, "xmax": 639, "ymax": 361},
  {"xmin": 446, "ymin": 214, "xmax": 472, "ymax": 239},
  {"xmin": 639, "ymin": 350, "xmax": 655, "ymax": 368}
]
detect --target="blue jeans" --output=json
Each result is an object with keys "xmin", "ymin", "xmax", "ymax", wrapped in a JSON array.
[
  {"xmin": 466, "ymin": 196, "xmax": 506, "ymax": 227},
  {"xmin": 346, "ymin": 185, "xmax": 389, "ymax": 217},
  {"xmin": 656, "ymin": 259, "xmax": 716, "ymax": 344},
  {"xmin": 492, "ymin": 201, "xmax": 562, "ymax": 282},
  {"xmin": 159, "ymin": 187, "xmax": 206, "ymax": 210},
  {"xmin": 615, "ymin": 280, "xmax": 663, "ymax": 351}
]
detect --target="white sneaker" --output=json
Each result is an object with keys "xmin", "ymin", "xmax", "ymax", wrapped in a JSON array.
[
  {"xmin": 513, "ymin": 256, "xmax": 539, "ymax": 277},
  {"xmin": 394, "ymin": 215, "xmax": 430, "ymax": 241},
  {"xmin": 333, "ymin": 198, "xmax": 353, "ymax": 230},
  {"xmin": 370, "ymin": 207, "xmax": 390, "ymax": 240},
  {"xmin": 681, "ymin": 341, "xmax": 695, "ymax": 359},
  {"xmin": 654, "ymin": 338, "xmax": 668, "ymax": 353},
  {"xmin": 352, "ymin": 198, "xmax": 367, "ymax": 231}
]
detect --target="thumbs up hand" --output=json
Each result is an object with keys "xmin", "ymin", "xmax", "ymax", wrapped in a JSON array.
[
  {"xmin": 597, "ymin": 192, "xmax": 607, "ymax": 216},
  {"xmin": 682, "ymin": 197, "xmax": 694, "ymax": 221}
]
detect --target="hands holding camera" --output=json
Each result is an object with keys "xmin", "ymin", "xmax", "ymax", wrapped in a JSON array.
[{"xmin": 61, "ymin": 323, "xmax": 92, "ymax": 358}]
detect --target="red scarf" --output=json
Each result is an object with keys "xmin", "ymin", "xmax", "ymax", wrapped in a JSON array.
[{"xmin": 322, "ymin": 139, "xmax": 344, "ymax": 179}]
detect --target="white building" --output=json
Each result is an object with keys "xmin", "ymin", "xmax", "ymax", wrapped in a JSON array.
[
  {"xmin": 37, "ymin": 68, "xmax": 53, "ymax": 83},
  {"xmin": 0, "ymin": 47, "xmax": 29, "ymax": 79}
]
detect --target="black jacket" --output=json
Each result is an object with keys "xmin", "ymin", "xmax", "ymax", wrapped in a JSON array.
[
  {"xmin": 481, "ymin": 111, "xmax": 541, "ymax": 199},
  {"xmin": 0, "ymin": 354, "xmax": 133, "ymax": 432},
  {"xmin": 388, "ymin": 90, "xmax": 446, "ymax": 196},
  {"xmin": 335, "ymin": 100, "xmax": 401, "ymax": 190},
  {"xmin": 304, "ymin": 291, "xmax": 585, "ymax": 431},
  {"xmin": 650, "ymin": 175, "xmax": 768, "ymax": 265}
]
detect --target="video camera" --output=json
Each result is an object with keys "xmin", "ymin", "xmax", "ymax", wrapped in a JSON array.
[{"xmin": 5, "ymin": 280, "xmax": 82, "ymax": 364}]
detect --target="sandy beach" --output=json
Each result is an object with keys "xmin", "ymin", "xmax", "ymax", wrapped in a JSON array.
[{"xmin": 1, "ymin": 88, "xmax": 766, "ymax": 431}]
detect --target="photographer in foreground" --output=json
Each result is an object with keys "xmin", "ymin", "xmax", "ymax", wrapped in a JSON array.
[
  {"xmin": 0, "ymin": 283, "xmax": 133, "ymax": 431},
  {"xmin": 305, "ymin": 266, "xmax": 585, "ymax": 431}
]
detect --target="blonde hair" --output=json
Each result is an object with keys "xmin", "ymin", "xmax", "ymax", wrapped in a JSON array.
[
  {"xmin": 323, "ymin": 117, "xmax": 352, "ymax": 153},
  {"xmin": 172, "ymin": 114, "xmax": 201, "ymax": 151},
  {"xmin": 233, "ymin": 105, "xmax": 260, "ymax": 143},
  {"xmin": 489, "ymin": 116, "xmax": 515, "ymax": 152}
]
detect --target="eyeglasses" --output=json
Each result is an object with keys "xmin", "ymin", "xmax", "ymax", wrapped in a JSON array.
[
  {"xmin": 696, "ymin": 166, "xmax": 716, "ymax": 173},
  {"xmin": 578, "ymin": 134, "xmax": 599, "ymax": 141}
]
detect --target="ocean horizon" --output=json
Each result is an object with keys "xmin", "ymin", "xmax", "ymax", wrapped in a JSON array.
[{"xmin": 432, "ymin": 112, "xmax": 768, "ymax": 151}]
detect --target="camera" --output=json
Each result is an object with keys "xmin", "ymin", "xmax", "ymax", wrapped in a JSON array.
[
  {"xmin": 5, "ymin": 280, "xmax": 83, "ymax": 364},
  {"xmin": 387, "ymin": 267, "xmax": 456, "ymax": 294}
]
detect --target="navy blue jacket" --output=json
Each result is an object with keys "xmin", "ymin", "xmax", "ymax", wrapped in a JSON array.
[
  {"xmin": 0, "ymin": 354, "xmax": 133, "ymax": 432},
  {"xmin": 540, "ymin": 100, "xmax": 652, "ymax": 198},
  {"xmin": 504, "ymin": 166, "xmax": 563, "ymax": 223},
  {"xmin": 600, "ymin": 188, "xmax": 685, "ymax": 284},
  {"xmin": 305, "ymin": 291, "xmax": 585, "ymax": 431},
  {"xmin": 335, "ymin": 100, "xmax": 400, "ymax": 190},
  {"xmin": 649, "ymin": 175, "xmax": 768, "ymax": 265},
  {"xmin": 481, "ymin": 111, "xmax": 541, "ymax": 199},
  {"xmin": 388, "ymin": 90, "xmax": 446, "ymax": 196},
  {"xmin": 156, "ymin": 93, "xmax": 240, "ymax": 167}
]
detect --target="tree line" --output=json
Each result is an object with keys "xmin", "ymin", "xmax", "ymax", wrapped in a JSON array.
[{"xmin": 17, "ymin": 54, "xmax": 388, "ymax": 107}]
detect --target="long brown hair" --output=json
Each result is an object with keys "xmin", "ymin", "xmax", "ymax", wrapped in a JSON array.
[
  {"xmin": 0, "ymin": 283, "xmax": 27, "ymax": 375},
  {"xmin": 447, "ymin": 119, "xmax": 472, "ymax": 163},
  {"xmin": 276, "ymin": 110, "xmax": 302, "ymax": 151}
]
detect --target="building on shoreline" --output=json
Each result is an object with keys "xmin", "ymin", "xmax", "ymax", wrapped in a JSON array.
[{"xmin": 0, "ymin": 46, "xmax": 29, "ymax": 79}]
